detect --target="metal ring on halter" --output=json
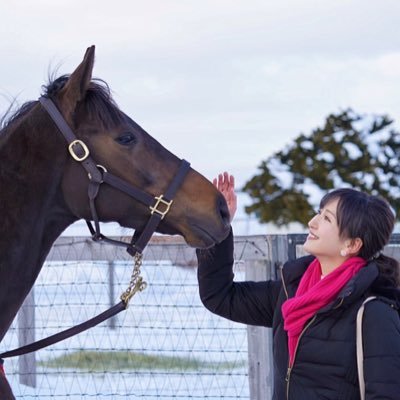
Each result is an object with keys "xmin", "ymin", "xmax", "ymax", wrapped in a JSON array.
[{"xmin": 88, "ymin": 164, "xmax": 108, "ymax": 181}]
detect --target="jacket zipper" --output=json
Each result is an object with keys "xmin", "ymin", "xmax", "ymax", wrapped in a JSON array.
[
  {"xmin": 285, "ymin": 315, "xmax": 317, "ymax": 400},
  {"xmin": 284, "ymin": 297, "xmax": 346, "ymax": 399},
  {"xmin": 280, "ymin": 266, "xmax": 318, "ymax": 399},
  {"xmin": 280, "ymin": 267, "xmax": 289, "ymax": 300},
  {"xmin": 280, "ymin": 265, "xmax": 348, "ymax": 399},
  {"xmin": 333, "ymin": 297, "xmax": 344, "ymax": 309}
]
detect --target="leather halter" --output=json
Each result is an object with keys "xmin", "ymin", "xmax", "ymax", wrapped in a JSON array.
[
  {"xmin": 0, "ymin": 97, "xmax": 191, "ymax": 360},
  {"xmin": 39, "ymin": 96, "xmax": 191, "ymax": 256}
]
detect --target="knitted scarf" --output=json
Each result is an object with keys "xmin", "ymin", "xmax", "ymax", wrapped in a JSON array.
[{"xmin": 282, "ymin": 257, "xmax": 366, "ymax": 367}]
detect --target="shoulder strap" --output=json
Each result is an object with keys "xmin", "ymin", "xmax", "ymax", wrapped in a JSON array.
[{"xmin": 356, "ymin": 296, "xmax": 377, "ymax": 400}]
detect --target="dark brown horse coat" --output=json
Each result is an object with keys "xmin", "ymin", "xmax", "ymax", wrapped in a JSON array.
[{"xmin": 0, "ymin": 46, "xmax": 230, "ymax": 399}]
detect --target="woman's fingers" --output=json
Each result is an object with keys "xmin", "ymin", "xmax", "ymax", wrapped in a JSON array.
[{"xmin": 213, "ymin": 172, "xmax": 237, "ymax": 221}]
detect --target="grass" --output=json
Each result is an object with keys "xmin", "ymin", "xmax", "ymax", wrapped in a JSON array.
[{"xmin": 39, "ymin": 350, "xmax": 245, "ymax": 372}]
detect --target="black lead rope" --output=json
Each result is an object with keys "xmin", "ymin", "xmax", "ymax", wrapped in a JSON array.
[{"xmin": 0, "ymin": 304, "xmax": 125, "ymax": 359}]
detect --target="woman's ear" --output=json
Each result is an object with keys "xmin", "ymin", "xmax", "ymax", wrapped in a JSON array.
[{"xmin": 346, "ymin": 237, "xmax": 363, "ymax": 256}]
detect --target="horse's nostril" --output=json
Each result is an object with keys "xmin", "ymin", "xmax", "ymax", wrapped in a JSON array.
[{"xmin": 218, "ymin": 196, "xmax": 231, "ymax": 226}]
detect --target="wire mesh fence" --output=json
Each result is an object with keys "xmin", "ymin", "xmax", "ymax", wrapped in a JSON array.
[
  {"xmin": 2, "ymin": 233, "xmax": 399, "ymax": 399},
  {"xmin": 1, "ymin": 235, "xmax": 257, "ymax": 399}
]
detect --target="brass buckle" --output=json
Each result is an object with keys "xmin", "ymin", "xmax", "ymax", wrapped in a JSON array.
[
  {"xmin": 68, "ymin": 140, "xmax": 90, "ymax": 161},
  {"xmin": 150, "ymin": 195, "xmax": 173, "ymax": 219}
]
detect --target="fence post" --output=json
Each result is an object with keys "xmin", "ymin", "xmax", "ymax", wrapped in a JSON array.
[
  {"xmin": 246, "ymin": 235, "xmax": 288, "ymax": 400},
  {"xmin": 108, "ymin": 261, "xmax": 116, "ymax": 330},
  {"xmin": 18, "ymin": 288, "xmax": 36, "ymax": 388}
]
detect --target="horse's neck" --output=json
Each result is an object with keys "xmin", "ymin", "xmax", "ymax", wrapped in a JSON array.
[{"xmin": 0, "ymin": 126, "xmax": 76, "ymax": 342}]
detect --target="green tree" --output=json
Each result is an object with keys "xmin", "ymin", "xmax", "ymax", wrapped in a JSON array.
[{"xmin": 243, "ymin": 109, "xmax": 400, "ymax": 226}]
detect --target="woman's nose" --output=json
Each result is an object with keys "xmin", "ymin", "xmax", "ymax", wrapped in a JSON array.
[{"xmin": 308, "ymin": 214, "xmax": 318, "ymax": 229}]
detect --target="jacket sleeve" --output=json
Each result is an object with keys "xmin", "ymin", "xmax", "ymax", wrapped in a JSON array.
[
  {"xmin": 196, "ymin": 229, "xmax": 281, "ymax": 327},
  {"xmin": 363, "ymin": 300, "xmax": 400, "ymax": 399}
]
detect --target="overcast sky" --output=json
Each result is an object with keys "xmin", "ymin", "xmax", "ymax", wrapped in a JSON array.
[{"xmin": 1, "ymin": 0, "xmax": 399, "ymax": 189}]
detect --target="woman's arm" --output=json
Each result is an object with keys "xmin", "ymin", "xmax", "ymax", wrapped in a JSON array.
[
  {"xmin": 197, "ymin": 230, "xmax": 281, "ymax": 327},
  {"xmin": 196, "ymin": 172, "xmax": 281, "ymax": 327}
]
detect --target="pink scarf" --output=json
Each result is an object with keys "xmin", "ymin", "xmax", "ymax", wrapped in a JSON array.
[{"xmin": 282, "ymin": 257, "xmax": 366, "ymax": 367}]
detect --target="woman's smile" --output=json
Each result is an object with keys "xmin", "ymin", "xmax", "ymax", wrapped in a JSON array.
[{"xmin": 307, "ymin": 231, "xmax": 319, "ymax": 240}]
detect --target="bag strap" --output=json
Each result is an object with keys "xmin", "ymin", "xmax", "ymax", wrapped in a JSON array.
[{"xmin": 356, "ymin": 296, "xmax": 377, "ymax": 400}]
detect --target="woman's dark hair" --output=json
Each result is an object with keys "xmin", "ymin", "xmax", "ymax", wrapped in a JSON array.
[{"xmin": 320, "ymin": 188, "xmax": 400, "ymax": 287}]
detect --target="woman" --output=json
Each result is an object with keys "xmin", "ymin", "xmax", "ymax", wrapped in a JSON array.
[{"xmin": 197, "ymin": 172, "xmax": 400, "ymax": 399}]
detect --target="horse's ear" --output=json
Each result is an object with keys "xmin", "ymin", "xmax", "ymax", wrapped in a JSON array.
[{"xmin": 58, "ymin": 45, "xmax": 95, "ymax": 122}]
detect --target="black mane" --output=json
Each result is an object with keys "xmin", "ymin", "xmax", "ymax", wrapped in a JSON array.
[
  {"xmin": 1, "ymin": 75, "xmax": 126, "ymax": 133},
  {"xmin": 0, "ymin": 101, "xmax": 36, "ymax": 132},
  {"xmin": 44, "ymin": 75, "xmax": 126, "ymax": 129}
]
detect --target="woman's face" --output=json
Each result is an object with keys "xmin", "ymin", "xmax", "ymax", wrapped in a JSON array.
[{"xmin": 303, "ymin": 198, "xmax": 347, "ymax": 263}]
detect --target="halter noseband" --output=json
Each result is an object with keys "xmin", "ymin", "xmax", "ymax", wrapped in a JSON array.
[{"xmin": 39, "ymin": 96, "xmax": 190, "ymax": 256}]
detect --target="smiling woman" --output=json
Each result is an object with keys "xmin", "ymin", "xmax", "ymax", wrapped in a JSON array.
[
  {"xmin": 197, "ymin": 174, "xmax": 400, "ymax": 400},
  {"xmin": 0, "ymin": 46, "xmax": 230, "ymax": 399}
]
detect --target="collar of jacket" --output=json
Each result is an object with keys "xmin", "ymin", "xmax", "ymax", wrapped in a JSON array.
[{"xmin": 281, "ymin": 256, "xmax": 380, "ymax": 312}]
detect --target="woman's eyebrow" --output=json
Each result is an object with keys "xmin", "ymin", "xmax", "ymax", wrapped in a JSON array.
[{"xmin": 325, "ymin": 209, "xmax": 337, "ymax": 219}]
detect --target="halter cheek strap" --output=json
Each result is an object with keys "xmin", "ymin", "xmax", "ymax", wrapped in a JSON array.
[{"xmin": 38, "ymin": 96, "xmax": 190, "ymax": 256}]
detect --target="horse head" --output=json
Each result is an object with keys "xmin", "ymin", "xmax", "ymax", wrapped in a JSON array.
[{"xmin": 44, "ymin": 46, "xmax": 230, "ymax": 248}]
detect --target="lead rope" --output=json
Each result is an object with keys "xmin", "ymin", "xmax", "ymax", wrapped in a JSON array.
[
  {"xmin": 120, "ymin": 253, "xmax": 147, "ymax": 307},
  {"xmin": 0, "ymin": 254, "xmax": 148, "ymax": 360}
]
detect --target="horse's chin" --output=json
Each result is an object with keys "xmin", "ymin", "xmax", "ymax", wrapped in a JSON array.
[
  {"xmin": 147, "ymin": 222, "xmax": 227, "ymax": 249},
  {"xmin": 179, "ymin": 223, "xmax": 231, "ymax": 249},
  {"xmin": 123, "ymin": 218, "xmax": 230, "ymax": 250}
]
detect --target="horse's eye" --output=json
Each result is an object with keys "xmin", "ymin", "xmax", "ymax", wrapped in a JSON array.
[{"xmin": 115, "ymin": 133, "xmax": 137, "ymax": 146}]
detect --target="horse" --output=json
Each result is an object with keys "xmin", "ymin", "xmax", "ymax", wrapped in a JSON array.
[{"xmin": 0, "ymin": 46, "xmax": 230, "ymax": 399}]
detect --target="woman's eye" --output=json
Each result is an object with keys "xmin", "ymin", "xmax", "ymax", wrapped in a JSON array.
[{"xmin": 115, "ymin": 133, "xmax": 137, "ymax": 146}]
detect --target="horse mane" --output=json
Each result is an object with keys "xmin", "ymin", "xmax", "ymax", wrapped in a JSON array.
[
  {"xmin": 1, "ymin": 75, "xmax": 126, "ymax": 133},
  {"xmin": 0, "ymin": 101, "xmax": 36, "ymax": 132},
  {"xmin": 44, "ymin": 75, "xmax": 126, "ymax": 129}
]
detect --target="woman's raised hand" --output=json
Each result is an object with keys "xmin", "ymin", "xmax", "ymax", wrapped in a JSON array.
[{"xmin": 213, "ymin": 172, "xmax": 237, "ymax": 222}]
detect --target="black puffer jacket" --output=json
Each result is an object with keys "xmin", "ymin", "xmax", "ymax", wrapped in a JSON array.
[{"xmin": 197, "ymin": 230, "xmax": 400, "ymax": 400}]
